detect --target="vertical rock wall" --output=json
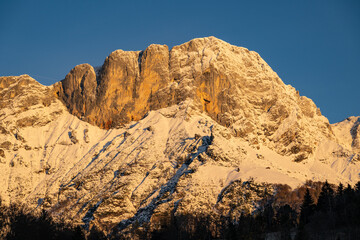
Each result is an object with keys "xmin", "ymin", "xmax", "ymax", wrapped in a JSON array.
[{"xmin": 54, "ymin": 37, "xmax": 335, "ymax": 158}]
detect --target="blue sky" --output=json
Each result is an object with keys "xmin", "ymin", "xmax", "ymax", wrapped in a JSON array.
[{"xmin": 0, "ymin": 0, "xmax": 359, "ymax": 123}]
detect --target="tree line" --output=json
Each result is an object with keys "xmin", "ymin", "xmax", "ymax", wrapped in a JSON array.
[
  {"xmin": 1, "ymin": 180, "xmax": 360, "ymax": 239},
  {"xmin": 146, "ymin": 180, "xmax": 360, "ymax": 240},
  {"xmin": 0, "ymin": 201, "xmax": 106, "ymax": 240}
]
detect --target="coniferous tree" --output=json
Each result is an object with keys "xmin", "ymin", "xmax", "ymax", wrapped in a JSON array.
[
  {"xmin": 296, "ymin": 188, "xmax": 316, "ymax": 240},
  {"xmin": 276, "ymin": 204, "xmax": 295, "ymax": 240},
  {"xmin": 344, "ymin": 184, "xmax": 354, "ymax": 200},
  {"xmin": 355, "ymin": 182, "xmax": 360, "ymax": 226},
  {"xmin": 336, "ymin": 183, "xmax": 344, "ymax": 197},
  {"xmin": 316, "ymin": 181, "xmax": 334, "ymax": 212},
  {"xmin": 334, "ymin": 183, "xmax": 346, "ymax": 227},
  {"xmin": 263, "ymin": 203, "xmax": 275, "ymax": 232},
  {"xmin": 355, "ymin": 181, "xmax": 360, "ymax": 193},
  {"xmin": 277, "ymin": 204, "xmax": 296, "ymax": 228},
  {"xmin": 299, "ymin": 188, "xmax": 315, "ymax": 227}
]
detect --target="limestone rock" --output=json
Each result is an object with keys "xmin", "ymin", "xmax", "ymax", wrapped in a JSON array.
[
  {"xmin": 54, "ymin": 64, "xmax": 97, "ymax": 119},
  {"xmin": 0, "ymin": 75, "xmax": 60, "ymax": 130},
  {"xmin": 54, "ymin": 37, "xmax": 334, "ymax": 157},
  {"xmin": 0, "ymin": 68, "xmax": 359, "ymax": 235},
  {"xmin": 55, "ymin": 45, "xmax": 171, "ymax": 129},
  {"xmin": 332, "ymin": 116, "xmax": 360, "ymax": 152}
]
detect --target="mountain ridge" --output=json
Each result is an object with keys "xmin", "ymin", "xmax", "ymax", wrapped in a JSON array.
[
  {"xmin": 0, "ymin": 37, "xmax": 359, "ymax": 235},
  {"xmin": 51, "ymin": 36, "xmax": 339, "ymax": 161}
]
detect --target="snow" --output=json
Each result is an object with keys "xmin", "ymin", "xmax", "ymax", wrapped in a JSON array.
[{"xmin": 0, "ymin": 76, "xmax": 359, "ymax": 231}]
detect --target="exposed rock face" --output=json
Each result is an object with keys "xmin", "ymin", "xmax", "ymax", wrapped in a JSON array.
[
  {"xmin": 0, "ymin": 75, "xmax": 60, "ymax": 130},
  {"xmin": 332, "ymin": 116, "xmax": 360, "ymax": 151},
  {"xmin": 55, "ymin": 45, "xmax": 171, "ymax": 129},
  {"xmin": 0, "ymin": 39, "xmax": 359, "ymax": 237},
  {"xmin": 1, "ymin": 75, "xmax": 54, "ymax": 110},
  {"xmin": 54, "ymin": 64, "xmax": 97, "ymax": 118},
  {"xmin": 0, "ymin": 75, "xmax": 65, "ymax": 204},
  {"xmin": 55, "ymin": 37, "xmax": 333, "ymax": 159}
]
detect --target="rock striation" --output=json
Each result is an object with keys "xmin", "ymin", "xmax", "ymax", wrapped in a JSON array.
[
  {"xmin": 55, "ymin": 37, "xmax": 334, "ymax": 160},
  {"xmin": 0, "ymin": 75, "xmax": 60, "ymax": 130},
  {"xmin": 0, "ymin": 37, "xmax": 359, "ymax": 236}
]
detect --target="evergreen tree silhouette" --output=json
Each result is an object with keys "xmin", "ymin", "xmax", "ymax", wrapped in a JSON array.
[
  {"xmin": 299, "ymin": 188, "xmax": 315, "ymax": 227},
  {"xmin": 336, "ymin": 183, "xmax": 344, "ymax": 197},
  {"xmin": 355, "ymin": 181, "xmax": 360, "ymax": 193},
  {"xmin": 276, "ymin": 204, "xmax": 295, "ymax": 240},
  {"xmin": 316, "ymin": 181, "xmax": 334, "ymax": 212}
]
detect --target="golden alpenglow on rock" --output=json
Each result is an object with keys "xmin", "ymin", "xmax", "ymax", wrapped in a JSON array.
[
  {"xmin": 54, "ymin": 37, "xmax": 333, "ymax": 160},
  {"xmin": 0, "ymin": 37, "xmax": 359, "ymax": 238}
]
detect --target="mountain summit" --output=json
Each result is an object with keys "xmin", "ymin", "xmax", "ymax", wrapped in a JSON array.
[
  {"xmin": 0, "ymin": 37, "xmax": 359, "ymax": 235},
  {"xmin": 55, "ymin": 37, "xmax": 335, "ymax": 160}
]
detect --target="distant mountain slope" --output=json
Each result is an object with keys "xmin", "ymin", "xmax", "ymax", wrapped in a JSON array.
[{"xmin": 0, "ymin": 37, "xmax": 359, "ymax": 234}]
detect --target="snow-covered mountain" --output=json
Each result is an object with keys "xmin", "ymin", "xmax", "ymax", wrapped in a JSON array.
[{"xmin": 0, "ymin": 37, "xmax": 359, "ymax": 234}]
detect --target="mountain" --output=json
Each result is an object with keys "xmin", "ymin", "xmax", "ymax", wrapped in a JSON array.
[{"xmin": 0, "ymin": 37, "xmax": 359, "ymax": 235}]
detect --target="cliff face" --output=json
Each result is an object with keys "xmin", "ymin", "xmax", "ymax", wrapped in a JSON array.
[
  {"xmin": 55, "ymin": 45, "xmax": 171, "ymax": 129},
  {"xmin": 0, "ymin": 38, "xmax": 359, "ymax": 236},
  {"xmin": 55, "ymin": 37, "xmax": 333, "ymax": 160},
  {"xmin": 0, "ymin": 75, "xmax": 358, "ymax": 236}
]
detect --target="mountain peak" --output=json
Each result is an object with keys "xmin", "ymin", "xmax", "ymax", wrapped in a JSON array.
[
  {"xmin": 0, "ymin": 37, "xmax": 359, "ymax": 236},
  {"xmin": 0, "ymin": 74, "xmax": 41, "ymax": 90},
  {"xmin": 180, "ymin": 36, "xmax": 230, "ymax": 46},
  {"xmin": 51, "ymin": 37, "xmax": 333, "ymax": 160},
  {"xmin": 55, "ymin": 37, "xmax": 275, "ymax": 128}
]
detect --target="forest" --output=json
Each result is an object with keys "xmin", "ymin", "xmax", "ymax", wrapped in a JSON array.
[{"xmin": 0, "ymin": 180, "xmax": 359, "ymax": 240}]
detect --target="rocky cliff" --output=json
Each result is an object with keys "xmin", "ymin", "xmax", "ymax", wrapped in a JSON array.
[
  {"xmin": 55, "ymin": 37, "xmax": 334, "ymax": 161},
  {"xmin": 0, "ymin": 37, "xmax": 358, "ymax": 236}
]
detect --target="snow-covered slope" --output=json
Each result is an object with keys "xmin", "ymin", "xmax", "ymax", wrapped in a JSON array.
[
  {"xmin": 0, "ymin": 76, "xmax": 359, "ymax": 233},
  {"xmin": 55, "ymin": 37, "xmax": 334, "ymax": 163},
  {"xmin": 0, "ymin": 38, "xmax": 359, "ymax": 234}
]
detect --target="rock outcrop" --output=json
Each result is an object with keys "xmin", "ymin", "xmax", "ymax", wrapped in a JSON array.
[
  {"xmin": 54, "ymin": 37, "xmax": 334, "ymax": 159},
  {"xmin": 0, "ymin": 38, "xmax": 359, "ymax": 236},
  {"xmin": 54, "ymin": 64, "xmax": 97, "ymax": 119},
  {"xmin": 0, "ymin": 75, "xmax": 60, "ymax": 130},
  {"xmin": 332, "ymin": 116, "xmax": 360, "ymax": 152}
]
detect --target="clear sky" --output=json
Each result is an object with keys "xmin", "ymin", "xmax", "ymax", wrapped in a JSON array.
[{"xmin": 0, "ymin": 0, "xmax": 359, "ymax": 123}]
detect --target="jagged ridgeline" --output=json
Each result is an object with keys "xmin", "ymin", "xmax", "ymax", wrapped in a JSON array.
[
  {"xmin": 0, "ymin": 37, "xmax": 359, "ymax": 238},
  {"xmin": 53, "ymin": 36, "xmax": 339, "ymax": 159}
]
